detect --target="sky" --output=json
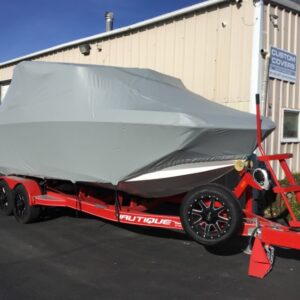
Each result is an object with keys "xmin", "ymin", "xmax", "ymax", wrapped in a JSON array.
[{"xmin": 0, "ymin": 0, "xmax": 203, "ymax": 63}]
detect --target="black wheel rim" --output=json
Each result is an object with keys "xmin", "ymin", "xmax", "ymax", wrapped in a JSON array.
[
  {"xmin": 0, "ymin": 186, "xmax": 9, "ymax": 210},
  {"xmin": 15, "ymin": 193, "xmax": 27, "ymax": 217},
  {"xmin": 187, "ymin": 193, "xmax": 232, "ymax": 240}
]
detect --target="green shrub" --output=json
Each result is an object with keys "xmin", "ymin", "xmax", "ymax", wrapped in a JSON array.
[
  {"xmin": 279, "ymin": 173, "xmax": 300, "ymax": 186},
  {"xmin": 265, "ymin": 173, "xmax": 300, "ymax": 221}
]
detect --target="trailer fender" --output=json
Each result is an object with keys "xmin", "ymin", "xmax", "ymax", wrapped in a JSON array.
[{"xmin": 0, "ymin": 176, "xmax": 41, "ymax": 206}]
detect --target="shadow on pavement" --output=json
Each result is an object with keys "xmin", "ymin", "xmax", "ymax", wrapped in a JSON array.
[
  {"xmin": 38, "ymin": 207, "xmax": 300, "ymax": 261},
  {"xmin": 205, "ymin": 237, "xmax": 249, "ymax": 256}
]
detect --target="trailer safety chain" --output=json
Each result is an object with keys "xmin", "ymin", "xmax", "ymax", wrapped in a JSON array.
[
  {"xmin": 244, "ymin": 224, "xmax": 261, "ymax": 255},
  {"xmin": 244, "ymin": 219, "xmax": 275, "ymax": 265},
  {"xmin": 245, "ymin": 221, "xmax": 275, "ymax": 278},
  {"xmin": 265, "ymin": 245, "xmax": 275, "ymax": 266}
]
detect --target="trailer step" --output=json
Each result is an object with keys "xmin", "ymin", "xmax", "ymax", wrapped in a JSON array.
[{"xmin": 258, "ymin": 153, "xmax": 293, "ymax": 161}]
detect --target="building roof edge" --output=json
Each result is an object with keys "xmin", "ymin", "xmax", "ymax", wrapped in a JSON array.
[{"xmin": 0, "ymin": 0, "xmax": 229, "ymax": 68}]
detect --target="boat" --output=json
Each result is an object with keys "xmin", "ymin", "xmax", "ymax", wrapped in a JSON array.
[{"xmin": 0, "ymin": 61, "xmax": 275, "ymax": 197}]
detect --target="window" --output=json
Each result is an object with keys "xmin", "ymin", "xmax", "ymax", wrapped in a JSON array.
[{"xmin": 282, "ymin": 108, "xmax": 300, "ymax": 142}]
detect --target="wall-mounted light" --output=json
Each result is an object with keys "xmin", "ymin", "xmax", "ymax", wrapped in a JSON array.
[
  {"xmin": 79, "ymin": 43, "xmax": 91, "ymax": 56},
  {"xmin": 235, "ymin": 0, "xmax": 243, "ymax": 8},
  {"xmin": 96, "ymin": 43, "xmax": 102, "ymax": 52},
  {"xmin": 270, "ymin": 14, "xmax": 279, "ymax": 29},
  {"xmin": 260, "ymin": 48, "xmax": 269, "ymax": 59}
]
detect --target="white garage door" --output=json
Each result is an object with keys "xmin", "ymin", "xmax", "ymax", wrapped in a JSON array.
[{"xmin": 0, "ymin": 84, "xmax": 10, "ymax": 103}]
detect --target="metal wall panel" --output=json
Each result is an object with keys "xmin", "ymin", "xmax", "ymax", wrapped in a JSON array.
[
  {"xmin": 0, "ymin": 1, "xmax": 255, "ymax": 112},
  {"xmin": 264, "ymin": 3, "xmax": 300, "ymax": 177}
]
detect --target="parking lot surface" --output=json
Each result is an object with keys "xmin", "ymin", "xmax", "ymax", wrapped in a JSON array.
[{"xmin": 0, "ymin": 209, "xmax": 299, "ymax": 300}]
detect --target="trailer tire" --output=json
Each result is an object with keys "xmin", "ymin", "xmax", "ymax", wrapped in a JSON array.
[
  {"xmin": 180, "ymin": 184, "xmax": 242, "ymax": 246},
  {"xmin": 0, "ymin": 180, "xmax": 14, "ymax": 216},
  {"xmin": 13, "ymin": 184, "xmax": 41, "ymax": 224}
]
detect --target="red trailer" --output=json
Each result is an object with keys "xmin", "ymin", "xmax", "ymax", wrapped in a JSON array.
[{"xmin": 0, "ymin": 95, "xmax": 300, "ymax": 278}]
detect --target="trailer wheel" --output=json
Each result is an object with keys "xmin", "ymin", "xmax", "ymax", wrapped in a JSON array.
[
  {"xmin": 180, "ymin": 184, "xmax": 242, "ymax": 246},
  {"xmin": 13, "ymin": 184, "xmax": 40, "ymax": 224},
  {"xmin": 0, "ymin": 180, "xmax": 14, "ymax": 216}
]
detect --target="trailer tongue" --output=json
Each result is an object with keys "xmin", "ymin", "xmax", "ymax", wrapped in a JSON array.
[{"xmin": 1, "ymin": 94, "xmax": 300, "ymax": 278}]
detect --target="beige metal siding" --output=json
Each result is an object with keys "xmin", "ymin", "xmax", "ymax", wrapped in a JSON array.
[
  {"xmin": 0, "ymin": 1, "xmax": 255, "ymax": 112},
  {"xmin": 263, "ymin": 3, "xmax": 300, "ymax": 177}
]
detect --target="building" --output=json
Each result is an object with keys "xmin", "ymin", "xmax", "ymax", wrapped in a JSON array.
[{"xmin": 0, "ymin": 0, "xmax": 299, "ymax": 177}]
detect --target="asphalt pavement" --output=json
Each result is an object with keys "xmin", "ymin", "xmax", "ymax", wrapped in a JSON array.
[{"xmin": 0, "ymin": 208, "xmax": 299, "ymax": 300}]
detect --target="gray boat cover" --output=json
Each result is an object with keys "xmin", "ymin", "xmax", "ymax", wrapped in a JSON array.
[{"xmin": 0, "ymin": 61, "xmax": 275, "ymax": 186}]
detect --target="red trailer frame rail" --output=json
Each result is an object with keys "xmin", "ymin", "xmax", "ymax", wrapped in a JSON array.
[
  {"xmin": 2, "ymin": 175, "xmax": 183, "ymax": 230},
  {"xmin": 33, "ymin": 191, "xmax": 183, "ymax": 230}
]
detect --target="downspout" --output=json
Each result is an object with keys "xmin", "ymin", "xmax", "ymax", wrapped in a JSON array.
[
  {"xmin": 249, "ymin": 0, "xmax": 265, "ymax": 214},
  {"xmin": 250, "ymin": 0, "xmax": 264, "ymax": 114}
]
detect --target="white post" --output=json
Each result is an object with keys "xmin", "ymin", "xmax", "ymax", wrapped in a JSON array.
[{"xmin": 250, "ymin": 0, "xmax": 264, "ymax": 114}]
